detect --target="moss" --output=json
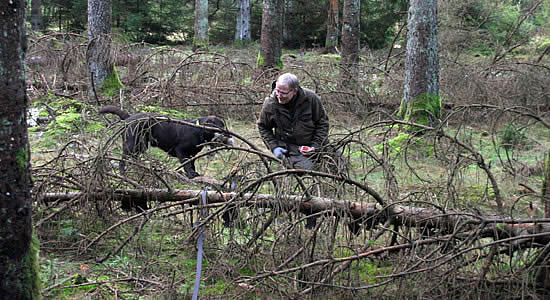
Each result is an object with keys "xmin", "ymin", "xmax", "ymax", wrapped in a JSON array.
[
  {"xmin": 22, "ymin": 232, "xmax": 41, "ymax": 300},
  {"xmin": 233, "ymin": 39, "xmax": 250, "ymax": 47},
  {"xmin": 46, "ymin": 112, "xmax": 80, "ymax": 132},
  {"xmin": 500, "ymin": 124, "xmax": 525, "ymax": 150},
  {"xmin": 34, "ymin": 92, "xmax": 82, "ymax": 112},
  {"xmin": 15, "ymin": 147, "xmax": 29, "ymax": 172},
  {"xmin": 398, "ymin": 92, "xmax": 441, "ymax": 131},
  {"xmin": 203, "ymin": 280, "xmax": 228, "ymax": 295},
  {"xmin": 256, "ymin": 51, "xmax": 283, "ymax": 69},
  {"xmin": 99, "ymin": 66, "xmax": 125, "ymax": 98},
  {"xmin": 374, "ymin": 133, "xmax": 410, "ymax": 155},
  {"xmin": 542, "ymin": 150, "xmax": 550, "ymax": 211},
  {"xmin": 275, "ymin": 56, "xmax": 284, "ymax": 69},
  {"xmin": 374, "ymin": 132, "xmax": 433, "ymax": 157},
  {"xmin": 192, "ymin": 38, "xmax": 209, "ymax": 50},
  {"xmin": 137, "ymin": 105, "xmax": 197, "ymax": 119},
  {"xmin": 459, "ymin": 185, "xmax": 496, "ymax": 208},
  {"xmin": 256, "ymin": 51, "xmax": 264, "ymax": 67}
]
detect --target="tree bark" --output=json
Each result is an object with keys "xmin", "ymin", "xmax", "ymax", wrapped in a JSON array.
[
  {"xmin": 544, "ymin": 150, "xmax": 550, "ymax": 218},
  {"xmin": 194, "ymin": 0, "xmax": 209, "ymax": 48},
  {"xmin": 88, "ymin": 0, "xmax": 116, "ymax": 98},
  {"xmin": 340, "ymin": 0, "xmax": 360, "ymax": 84},
  {"xmin": 258, "ymin": 0, "xmax": 283, "ymax": 69},
  {"xmin": 399, "ymin": 0, "xmax": 441, "ymax": 127},
  {"xmin": 40, "ymin": 189, "xmax": 550, "ymax": 246},
  {"xmin": 539, "ymin": 150, "xmax": 550, "ymax": 293},
  {"xmin": 235, "ymin": 0, "xmax": 251, "ymax": 45},
  {"xmin": 325, "ymin": 0, "xmax": 339, "ymax": 49},
  {"xmin": 0, "ymin": 0, "xmax": 40, "ymax": 298},
  {"xmin": 31, "ymin": 0, "xmax": 41, "ymax": 31}
]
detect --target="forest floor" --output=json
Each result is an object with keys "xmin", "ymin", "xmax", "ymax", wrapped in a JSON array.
[{"xmin": 26, "ymin": 39, "xmax": 550, "ymax": 299}]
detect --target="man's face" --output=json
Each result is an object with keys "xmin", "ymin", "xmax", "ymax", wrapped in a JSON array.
[{"xmin": 275, "ymin": 82, "xmax": 297, "ymax": 104}]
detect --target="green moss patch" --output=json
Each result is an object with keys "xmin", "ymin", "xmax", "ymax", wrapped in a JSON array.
[{"xmin": 99, "ymin": 66, "xmax": 125, "ymax": 98}]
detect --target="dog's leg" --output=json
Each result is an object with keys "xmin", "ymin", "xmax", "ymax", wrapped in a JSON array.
[
  {"xmin": 120, "ymin": 140, "xmax": 132, "ymax": 175},
  {"xmin": 177, "ymin": 153, "xmax": 200, "ymax": 178},
  {"xmin": 174, "ymin": 147, "xmax": 201, "ymax": 178},
  {"xmin": 182, "ymin": 160, "xmax": 200, "ymax": 179}
]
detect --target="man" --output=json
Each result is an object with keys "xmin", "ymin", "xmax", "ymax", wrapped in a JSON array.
[{"xmin": 257, "ymin": 72, "xmax": 330, "ymax": 229}]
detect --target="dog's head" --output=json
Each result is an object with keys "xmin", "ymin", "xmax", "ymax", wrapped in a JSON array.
[{"xmin": 196, "ymin": 116, "xmax": 234, "ymax": 146}]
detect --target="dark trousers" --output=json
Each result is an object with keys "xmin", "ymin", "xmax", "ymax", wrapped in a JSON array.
[{"xmin": 286, "ymin": 153, "xmax": 317, "ymax": 229}]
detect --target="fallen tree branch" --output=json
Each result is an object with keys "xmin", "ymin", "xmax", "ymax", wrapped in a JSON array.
[{"xmin": 40, "ymin": 189, "xmax": 550, "ymax": 242}]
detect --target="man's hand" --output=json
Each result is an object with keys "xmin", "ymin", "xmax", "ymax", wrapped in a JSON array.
[
  {"xmin": 299, "ymin": 146, "xmax": 315, "ymax": 156},
  {"xmin": 272, "ymin": 147, "xmax": 288, "ymax": 159}
]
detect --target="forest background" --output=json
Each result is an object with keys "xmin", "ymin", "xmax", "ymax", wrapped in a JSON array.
[{"xmin": 12, "ymin": 0, "xmax": 550, "ymax": 298}]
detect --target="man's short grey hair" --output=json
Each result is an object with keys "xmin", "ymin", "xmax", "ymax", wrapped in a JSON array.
[{"xmin": 277, "ymin": 73, "xmax": 300, "ymax": 89}]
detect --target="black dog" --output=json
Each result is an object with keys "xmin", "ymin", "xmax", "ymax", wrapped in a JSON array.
[{"xmin": 100, "ymin": 105, "xmax": 234, "ymax": 179}]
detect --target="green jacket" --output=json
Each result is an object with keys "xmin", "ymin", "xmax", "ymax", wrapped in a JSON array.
[{"xmin": 257, "ymin": 86, "xmax": 329, "ymax": 154}]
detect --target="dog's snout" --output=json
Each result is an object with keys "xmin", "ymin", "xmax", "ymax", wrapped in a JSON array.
[{"xmin": 213, "ymin": 132, "xmax": 234, "ymax": 145}]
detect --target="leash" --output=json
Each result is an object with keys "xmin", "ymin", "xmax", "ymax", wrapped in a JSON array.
[{"xmin": 192, "ymin": 188, "xmax": 208, "ymax": 300}]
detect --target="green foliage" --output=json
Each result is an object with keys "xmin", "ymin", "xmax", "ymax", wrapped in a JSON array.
[
  {"xmin": 361, "ymin": 0, "xmax": 408, "ymax": 49},
  {"xmin": 486, "ymin": 4, "xmax": 535, "ymax": 47},
  {"xmin": 30, "ymin": 95, "xmax": 105, "ymax": 148},
  {"xmin": 203, "ymin": 280, "xmax": 229, "ymax": 295},
  {"xmin": 500, "ymin": 124, "xmax": 525, "ymax": 150},
  {"xmin": 49, "ymin": 112, "xmax": 81, "ymax": 132},
  {"xmin": 114, "ymin": 0, "xmax": 193, "ymax": 44},
  {"xmin": 459, "ymin": 185, "xmax": 496, "ymax": 207},
  {"xmin": 538, "ymin": 38, "xmax": 550, "ymax": 51},
  {"xmin": 453, "ymin": 0, "xmax": 543, "ymax": 55},
  {"xmin": 282, "ymin": 1, "xmax": 327, "ymax": 48},
  {"xmin": 374, "ymin": 132, "xmax": 410, "ymax": 156},
  {"xmin": 41, "ymin": 0, "xmax": 87, "ymax": 32},
  {"xmin": 234, "ymin": 39, "xmax": 251, "ymax": 48},
  {"xmin": 193, "ymin": 37, "xmax": 210, "ymax": 49},
  {"xmin": 38, "ymin": 0, "xmax": 550, "ymax": 52},
  {"xmin": 59, "ymin": 222, "xmax": 79, "ymax": 239},
  {"xmin": 208, "ymin": 0, "xmax": 239, "ymax": 44},
  {"xmin": 33, "ymin": 93, "xmax": 82, "ymax": 112}
]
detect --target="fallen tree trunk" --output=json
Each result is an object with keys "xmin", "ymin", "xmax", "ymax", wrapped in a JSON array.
[{"xmin": 39, "ymin": 189, "xmax": 550, "ymax": 245}]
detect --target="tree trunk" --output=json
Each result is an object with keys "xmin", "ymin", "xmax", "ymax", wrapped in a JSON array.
[
  {"xmin": 544, "ymin": 150, "xmax": 550, "ymax": 218},
  {"xmin": 258, "ymin": 0, "xmax": 283, "ymax": 69},
  {"xmin": 398, "ymin": 0, "xmax": 441, "ymax": 128},
  {"xmin": 538, "ymin": 150, "xmax": 550, "ymax": 293},
  {"xmin": 235, "ymin": 0, "xmax": 251, "ymax": 46},
  {"xmin": 88, "ymin": 0, "xmax": 121, "ymax": 98},
  {"xmin": 194, "ymin": 0, "xmax": 209, "ymax": 48},
  {"xmin": 31, "ymin": 0, "xmax": 41, "ymax": 31},
  {"xmin": 281, "ymin": 0, "xmax": 292, "ymax": 46},
  {"xmin": 0, "ymin": 0, "xmax": 40, "ymax": 298},
  {"xmin": 340, "ymin": 0, "xmax": 360, "ymax": 85},
  {"xmin": 325, "ymin": 0, "xmax": 339, "ymax": 49},
  {"xmin": 40, "ymin": 188, "xmax": 550, "ymax": 247}
]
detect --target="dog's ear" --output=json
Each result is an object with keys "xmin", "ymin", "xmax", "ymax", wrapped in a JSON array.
[
  {"xmin": 197, "ymin": 116, "xmax": 226, "ymax": 129},
  {"xmin": 203, "ymin": 116, "xmax": 219, "ymax": 126}
]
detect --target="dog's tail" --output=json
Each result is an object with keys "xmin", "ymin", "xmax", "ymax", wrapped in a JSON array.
[{"xmin": 99, "ymin": 105, "xmax": 130, "ymax": 120}]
